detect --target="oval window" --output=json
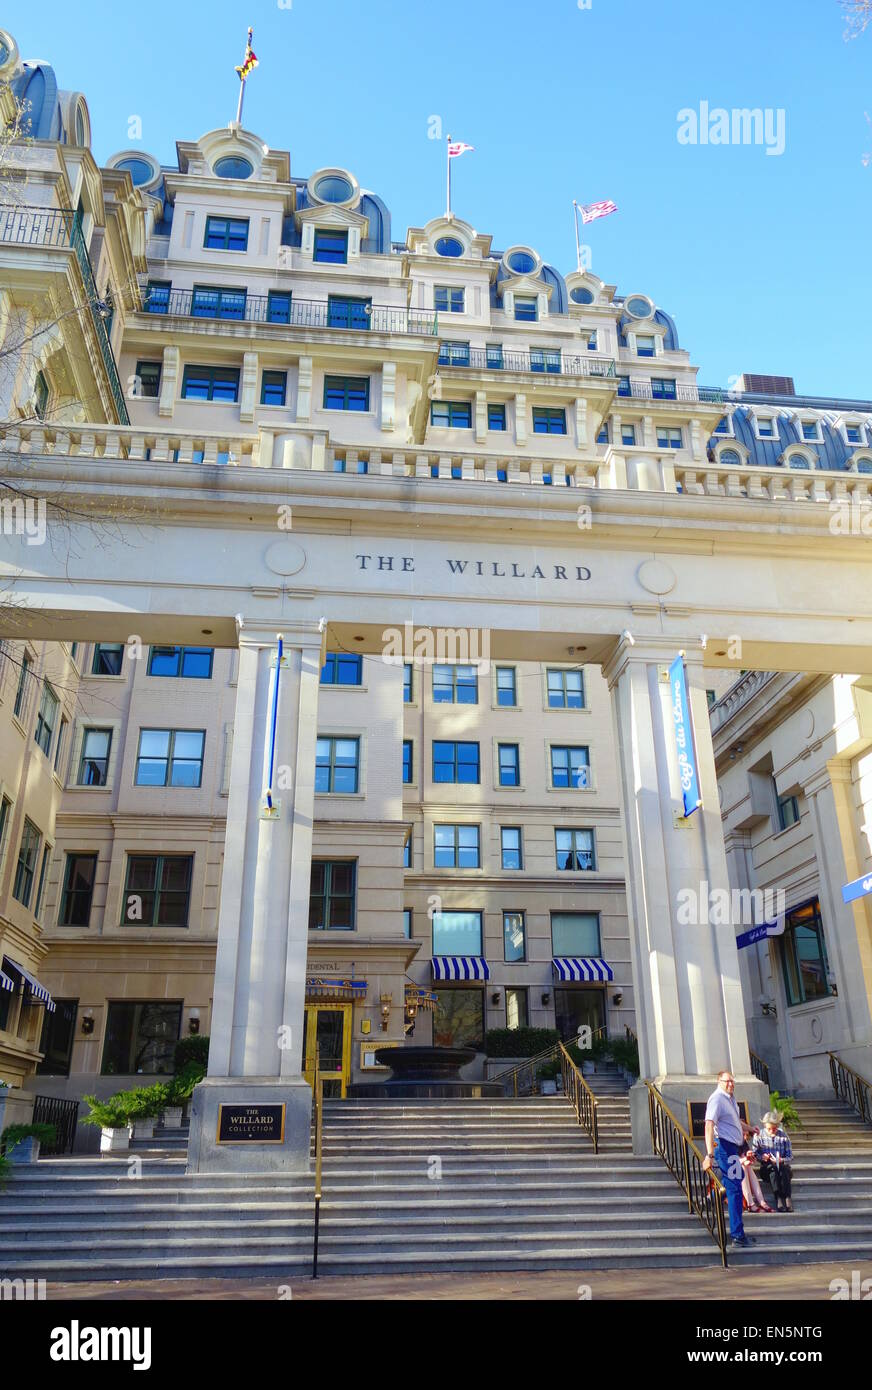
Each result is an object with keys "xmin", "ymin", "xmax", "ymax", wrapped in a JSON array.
[
  {"xmin": 788, "ymin": 455, "xmax": 811, "ymax": 469},
  {"xmin": 506, "ymin": 249, "xmax": 537, "ymax": 275},
  {"xmin": 313, "ymin": 173, "xmax": 354, "ymax": 203},
  {"xmin": 719, "ymin": 449, "xmax": 741, "ymax": 466},
  {"xmin": 435, "ymin": 235, "xmax": 464, "ymax": 257},
  {"xmin": 214, "ymin": 155, "xmax": 253, "ymax": 180},
  {"xmin": 115, "ymin": 156, "xmax": 156, "ymax": 186},
  {"xmin": 626, "ymin": 295, "xmax": 652, "ymax": 318},
  {"xmin": 570, "ymin": 286, "xmax": 594, "ymax": 304}
]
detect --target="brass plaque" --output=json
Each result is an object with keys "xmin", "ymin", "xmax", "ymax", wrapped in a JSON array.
[{"xmin": 216, "ymin": 1103, "xmax": 286, "ymax": 1143}]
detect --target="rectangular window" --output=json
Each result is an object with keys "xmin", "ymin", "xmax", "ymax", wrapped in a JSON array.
[
  {"xmin": 551, "ymin": 910, "xmax": 601, "ymax": 956},
  {"xmin": 657, "ymin": 427, "xmax": 682, "ymax": 449},
  {"xmin": 438, "ymin": 341, "xmax": 470, "ymax": 366},
  {"xmin": 434, "ymin": 988, "xmax": 484, "ymax": 1050},
  {"xmin": 313, "ymin": 229, "xmax": 348, "ymax": 263},
  {"xmin": 514, "ymin": 297, "xmax": 537, "ymax": 321},
  {"xmin": 714, "ymin": 417, "xmax": 729, "ymax": 434},
  {"xmin": 432, "ymin": 909, "xmax": 482, "ymax": 955},
  {"xmin": 532, "ymin": 407, "xmax": 566, "ymax": 435},
  {"xmin": 37, "ymin": 998, "xmax": 78, "ymax": 1076},
  {"xmin": 550, "ymin": 744, "xmax": 591, "ymax": 789},
  {"xmin": 34, "ymin": 843, "xmax": 50, "ymax": 918},
  {"xmin": 403, "ymin": 834, "xmax": 411, "ymax": 869},
  {"xmin": 320, "ymin": 652, "xmax": 362, "ymax": 685},
  {"xmin": 636, "ymin": 335, "xmax": 655, "ymax": 357},
  {"xmin": 13, "ymin": 817, "xmax": 41, "ymax": 907},
  {"xmin": 135, "ymin": 360, "xmax": 161, "ymax": 398},
  {"xmin": 430, "ymin": 400, "xmax": 472, "ymax": 428},
  {"xmin": 91, "ymin": 643, "xmax": 123, "ymax": 676},
  {"xmin": 547, "ymin": 668, "xmax": 585, "ymax": 709},
  {"xmin": 13, "ymin": 651, "xmax": 31, "ymax": 719},
  {"xmin": 54, "ymin": 715, "xmax": 68, "ymax": 774},
  {"xmin": 530, "ymin": 348, "xmax": 561, "ymax": 374},
  {"xmin": 617, "ymin": 375, "xmax": 631, "ymax": 397},
  {"xmin": 555, "ymin": 827, "xmax": 596, "ymax": 871},
  {"xmin": 498, "ymin": 743, "xmax": 520, "ymax": 787},
  {"xmin": 780, "ymin": 898, "xmax": 831, "ymax": 1006},
  {"xmin": 596, "ymin": 422, "xmax": 609, "ymax": 444},
  {"xmin": 403, "ymin": 908, "xmax": 412, "ymax": 940},
  {"xmin": 204, "ymin": 215, "xmax": 249, "ymax": 251},
  {"xmin": 621, "ymin": 424, "xmax": 637, "ymax": 446},
  {"xmin": 315, "ymin": 736, "xmax": 360, "ymax": 794},
  {"xmin": 123, "ymin": 854, "xmax": 192, "ymax": 927},
  {"xmin": 309, "ymin": 860, "xmax": 356, "ymax": 931},
  {"xmin": 260, "ymin": 370, "xmax": 287, "ymax": 406},
  {"xmin": 135, "ymin": 729, "xmax": 205, "ymax": 787},
  {"xmin": 267, "ymin": 291, "xmax": 291, "ymax": 324},
  {"xmin": 403, "ymin": 663, "xmax": 413, "ymax": 703},
  {"xmin": 777, "ymin": 791, "xmax": 800, "ymax": 831},
  {"xmin": 32, "ymin": 368, "xmax": 48, "ymax": 419},
  {"xmin": 503, "ymin": 910, "xmax": 526, "ymax": 963},
  {"xmin": 147, "ymin": 646, "xmax": 214, "ymax": 679},
  {"xmin": 501, "ymin": 826, "xmax": 523, "ymax": 870},
  {"xmin": 191, "ymin": 285, "xmax": 246, "ymax": 319},
  {"xmin": 801, "ymin": 420, "xmax": 819, "ymax": 441},
  {"xmin": 846, "ymin": 425, "xmax": 862, "ymax": 444},
  {"xmin": 433, "ymin": 664, "xmax": 477, "ymax": 704},
  {"xmin": 434, "ymin": 824, "xmax": 480, "ymax": 869},
  {"xmin": 34, "ymin": 682, "xmax": 59, "ymax": 757},
  {"xmin": 496, "ymin": 666, "xmax": 517, "ymax": 706},
  {"xmin": 323, "ymin": 375, "xmax": 369, "ymax": 411},
  {"xmin": 487, "ymin": 403, "xmax": 507, "ymax": 431},
  {"xmin": 328, "ymin": 295, "xmax": 371, "ymax": 330},
  {"xmin": 587, "ymin": 331, "xmax": 598, "ymax": 351},
  {"xmin": 506, "ymin": 986, "xmax": 528, "ymax": 1030},
  {"xmin": 181, "ymin": 365, "xmax": 240, "ymax": 402},
  {"xmin": 486, "ymin": 344, "xmax": 504, "ymax": 370},
  {"xmin": 144, "ymin": 280, "xmax": 170, "ymax": 314},
  {"xmin": 78, "ymin": 728, "xmax": 112, "ymax": 786},
  {"xmin": 434, "ymin": 286, "xmax": 464, "ymax": 313},
  {"xmin": 402, "ymin": 739, "xmax": 413, "ymax": 784},
  {"xmin": 59, "ymin": 852, "xmax": 97, "ymax": 926},
  {"xmin": 757, "ymin": 417, "xmax": 775, "ymax": 437},
  {"xmin": 433, "ymin": 740, "xmax": 480, "ymax": 784},
  {"xmin": 101, "ymin": 1001, "xmax": 181, "ymax": 1075},
  {"xmin": 651, "ymin": 378, "xmax": 677, "ymax": 399}
]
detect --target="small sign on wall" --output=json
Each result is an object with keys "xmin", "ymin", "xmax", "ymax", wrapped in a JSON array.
[
  {"xmin": 360, "ymin": 1042, "xmax": 400, "ymax": 1070},
  {"xmin": 216, "ymin": 1103, "xmax": 285, "ymax": 1143}
]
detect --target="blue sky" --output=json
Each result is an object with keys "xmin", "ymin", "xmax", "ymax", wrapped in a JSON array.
[{"xmin": 8, "ymin": 0, "xmax": 872, "ymax": 397}]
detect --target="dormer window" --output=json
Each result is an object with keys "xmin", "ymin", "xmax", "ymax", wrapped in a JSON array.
[
  {"xmin": 514, "ymin": 297, "xmax": 537, "ymax": 322},
  {"xmin": 801, "ymin": 419, "xmax": 821, "ymax": 442},
  {"xmin": 314, "ymin": 229, "xmax": 348, "ymax": 264},
  {"xmin": 757, "ymin": 417, "xmax": 775, "ymax": 437},
  {"xmin": 846, "ymin": 424, "xmax": 863, "ymax": 443},
  {"xmin": 204, "ymin": 216, "xmax": 249, "ymax": 252},
  {"xmin": 435, "ymin": 235, "xmax": 464, "ymax": 257},
  {"xmin": 636, "ymin": 335, "xmax": 656, "ymax": 357},
  {"xmin": 570, "ymin": 286, "xmax": 594, "ymax": 305},
  {"xmin": 214, "ymin": 155, "xmax": 253, "ymax": 180},
  {"xmin": 435, "ymin": 286, "xmax": 464, "ymax": 313},
  {"xmin": 714, "ymin": 417, "xmax": 730, "ymax": 434}
]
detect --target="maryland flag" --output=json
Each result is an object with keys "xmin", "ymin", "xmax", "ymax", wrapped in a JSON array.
[{"xmin": 235, "ymin": 27, "xmax": 258, "ymax": 81}]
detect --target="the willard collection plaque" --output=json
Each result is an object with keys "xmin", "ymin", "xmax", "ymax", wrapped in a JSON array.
[{"xmin": 216, "ymin": 1103, "xmax": 286, "ymax": 1143}]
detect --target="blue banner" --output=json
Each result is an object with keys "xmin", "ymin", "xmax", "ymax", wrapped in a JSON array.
[
  {"xmin": 669, "ymin": 654, "xmax": 702, "ymax": 818},
  {"xmin": 842, "ymin": 872, "xmax": 872, "ymax": 905}
]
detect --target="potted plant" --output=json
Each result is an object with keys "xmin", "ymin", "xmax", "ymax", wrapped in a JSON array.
[
  {"xmin": 121, "ymin": 1083, "xmax": 170, "ymax": 1140},
  {"xmin": 82, "ymin": 1094, "xmax": 133, "ymax": 1152},
  {"xmin": 536, "ymin": 1058, "xmax": 561, "ymax": 1095},
  {"xmin": 1, "ymin": 1122, "xmax": 56, "ymax": 1164},
  {"xmin": 163, "ymin": 1063, "xmax": 204, "ymax": 1128}
]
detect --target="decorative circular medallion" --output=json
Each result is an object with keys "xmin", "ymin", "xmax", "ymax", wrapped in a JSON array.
[
  {"xmin": 809, "ymin": 1016, "xmax": 823, "ymax": 1044},
  {"xmin": 636, "ymin": 559, "xmax": 676, "ymax": 596},
  {"xmin": 264, "ymin": 540, "xmax": 307, "ymax": 577},
  {"xmin": 626, "ymin": 294, "xmax": 654, "ymax": 319}
]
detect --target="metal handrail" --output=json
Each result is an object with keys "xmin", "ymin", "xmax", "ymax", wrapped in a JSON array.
[
  {"xmin": 828, "ymin": 1051, "xmax": 872, "ymax": 1126},
  {"xmin": 559, "ymin": 1043, "xmax": 599, "ymax": 1152},
  {"xmin": 489, "ymin": 1030, "xmax": 594, "ymax": 1096},
  {"xmin": 438, "ymin": 347, "xmax": 616, "ymax": 379},
  {"xmin": 616, "ymin": 380, "xmax": 724, "ymax": 404},
  {"xmin": 141, "ymin": 285, "xmax": 438, "ymax": 336},
  {"xmin": 312, "ymin": 1049, "xmax": 324, "ymax": 1279},
  {"xmin": 749, "ymin": 1049, "xmax": 771, "ymax": 1090},
  {"xmin": 645, "ymin": 1081, "xmax": 729, "ymax": 1267}
]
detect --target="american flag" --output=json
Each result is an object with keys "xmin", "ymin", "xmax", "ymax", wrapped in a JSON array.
[
  {"xmin": 579, "ymin": 199, "xmax": 617, "ymax": 224},
  {"xmin": 448, "ymin": 140, "xmax": 475, "ymax": 158}
]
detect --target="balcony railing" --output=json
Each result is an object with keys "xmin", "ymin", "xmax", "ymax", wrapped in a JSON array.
[
  {"xmin": 141, "ymin": 286, "xmax": 438, "ymax": 336},
  {"xmin": 438, "ymin": 347, "xmax": 616, "ymax": 379},
  {"xmin": 616, "ymin": 380, "xmax": 725, "ymax": 405},
  {"xmin": 0, "ymin": 206, "xmax": 129, "ymax": 425}
]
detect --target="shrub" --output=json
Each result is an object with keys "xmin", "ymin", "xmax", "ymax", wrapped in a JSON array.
[
  {"xmin": 166, "ymin": 1061, "xmax": 205, "ymax": 1105},
  {"xmin": 485, "ymin": 1027, "xmax": 560, "ymax": 1058},
  {"xmin": 119, "ymin": 1083, "xmax": 171, "ymax": 1122},
  {"xmin": 606, "ymin": 1036, "xmax": 640, "ymax": 1076},
  {"xmin": 174, "ymin": 1035, "xmax": 209, "ymax": 1072},
  {"xmin": 1, "ymin": 1122, "xmax": 56, "ymax": 1153},
  {"xmin": 81, "ymin": 1094, "xmax": 131, "ymax": 1129},
  {"xmin": 768, "ymin": 1090, "xmax": 801, "ymax": 1130}
]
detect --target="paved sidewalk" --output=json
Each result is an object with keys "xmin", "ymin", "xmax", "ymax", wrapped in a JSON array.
[{"xmin": 43, "ymin": 1262, "xmax": 872, "ymax": 1301}]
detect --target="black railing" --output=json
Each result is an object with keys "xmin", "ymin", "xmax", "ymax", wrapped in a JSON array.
[
  {"xmin": 142, "ymin": 286, "xmax": 438, "ymax": 336},
  {"xmin": 616, "ymin": 380, "xmax": 724, "ymax": 404},
  {"xmin": 828, "ymin": 1052, "xmax": 872, "ymax": 1126},
  {"xmin": 32, "ymin": 1094, "xmax": 80, "ymax": 1155},
  {"xmin": 439, "ymin": 346, "xmax": 616, "ymax": 379},
  {"xmin": 749, "ymin": 1050, "xmax": 771, "ymax": 1090},
  {"xmin": 646, "ymin": 1081, "xmax": 729, "ymax": 1267}
]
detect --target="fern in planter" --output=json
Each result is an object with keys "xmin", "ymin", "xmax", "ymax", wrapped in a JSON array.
[
  {"xmin": 1, "ymin": 1122, "xmax": 56, "ymax": 1154},
  {"xmin": 166, "ymin": 1062, "xmax": 205, "ymax": 1105},
  {"xmin": 119, "ymin": 1084, "xmax": 171, "ymax": 1122},
  {"xmin": 768, "ymin": 1090, "xmax": 801, "ymax": 1130},
  {"xmin": 81, "ymin": 1095, "xmax": 131, "ymax": 1130}
]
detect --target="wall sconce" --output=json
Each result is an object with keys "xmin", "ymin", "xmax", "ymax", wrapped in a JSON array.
[
  {"xmin": 188, "ymin": 1009, "xmax": 201, "ymax": 1035},
  {"xmin": 827, "ymin": 973, "xmax": 839, "ymax": 998},
  {"xmin": 491, "ymin": 991, "xmax": 501, "ymax": 1006},
  {"xmin": 541, "ymin": 991, "xmax": 550, "ymax": 1006},
  {"xmin": 379, "ymin": 994, "xmax": 392, "ymax": 1031},
  {"xmin": 81, "ymin": 1011, "xmax": 95, "ymax": 1036},
  {"xmin": 613, "ymin": 992, "xmax": 623, "ymax": 1007},
  {"xmin": 758, "ymin": 993, "xmax": 777, "ymax": 1019}
]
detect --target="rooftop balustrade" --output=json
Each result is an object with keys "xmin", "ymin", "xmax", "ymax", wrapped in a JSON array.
[{"xmin": 138, "ymin": 284, "xmax": 438, "ymax": 337}]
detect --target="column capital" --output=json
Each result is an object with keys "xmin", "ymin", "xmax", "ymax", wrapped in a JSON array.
[
  {"xmin": 801, "ymin": 757, "xmax": 853, "ymax": 799},
  {"xmin": 235, "ymin": 616, "xmax": 326, "ymax": 653},
  {"xmin": 601, "ymin": 633, "xmax": 709, "ymax": 690}
]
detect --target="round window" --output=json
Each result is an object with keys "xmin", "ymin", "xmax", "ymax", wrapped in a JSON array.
[
  {"xmin": 435, "ymin": 235, "xmax": 464, "ymax": 257},
  {"xmin": 313, "ymin": 173, "xmax": 354, "ymax": 203},
  {"xmin": 115, "ymin": 156, "xmax": 156, "ymax": 187},
  {"xmin": 506, "ymin": 249, "xmax": 537, "ymax": 275},
  {"xmin": 570, "ymin": 286, "xmax": 594, "ymax": 304},
  {"xmin": 626, "ymin": 295, "xmax": 653, "ymax": 318},
  {"xmin": 214, "ymin": 155, "xmax": 253, "ymax": 180}
]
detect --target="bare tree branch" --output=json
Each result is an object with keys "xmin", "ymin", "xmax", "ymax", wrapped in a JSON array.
[{"xmin": 841, "ymin": 0, "xmax": 872, "ymax": 38}]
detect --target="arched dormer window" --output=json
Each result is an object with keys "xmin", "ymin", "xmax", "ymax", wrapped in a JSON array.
[{"xmin": 783, "ymin": 448, "xmax": 814, "ymax": 470}]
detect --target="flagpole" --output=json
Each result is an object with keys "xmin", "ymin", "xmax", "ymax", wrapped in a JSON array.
[
  {"xmin": 446, "ymin": 134, "xmax": 452, "ymax": 219},
  {"xmin": 237, "ymin": 78, "xmax": 245, "ymax": 125},
  {"xmin": 572, "ymin": 200, "xmax": 582, "ymax": 272}
]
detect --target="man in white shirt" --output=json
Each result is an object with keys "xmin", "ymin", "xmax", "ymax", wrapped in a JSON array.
[{"xmin": 701, "ymin": 1070, "xmax": 757, "ymax": 1248}]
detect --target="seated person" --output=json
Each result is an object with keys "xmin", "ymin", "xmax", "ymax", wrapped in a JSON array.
[{"xmin": 752, "ymin": 1109, "xmax": 794, "ymax": 1211}]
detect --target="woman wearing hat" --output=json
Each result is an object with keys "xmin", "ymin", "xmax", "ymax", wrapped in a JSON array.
[{"xmin": 752, "ymin": 1110, "xmax": 794, "ymax": 1211}]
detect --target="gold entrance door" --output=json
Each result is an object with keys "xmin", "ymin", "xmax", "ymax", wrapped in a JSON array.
[{"xmin": 302, "ymin": 1003, "xmax": 352, "ymax": 1098}]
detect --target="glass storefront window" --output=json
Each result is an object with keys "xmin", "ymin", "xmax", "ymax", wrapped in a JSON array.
[
  {"xmin": 432, "ymin": 910, "xmax": 482, "ymax": 955},
  {"xmin": 434, "ymin": 989, "xmax": 484, "ymax": 1049},
  {"xmin": 101, "ymin": 1001, "xmax": 181, "ymax": 1075},
  {"xmin": 780, "ymin": 899, "xmax": 831, "ymax": 1006}
]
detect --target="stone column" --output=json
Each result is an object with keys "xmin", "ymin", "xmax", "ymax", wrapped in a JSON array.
[
  {"xmin": 186, "ymin": 617, "xmax": 324, "ymax": 1174},
  {"xmin": 602, "ymin": 636, "xmax": 767, "ymax": 1151}
]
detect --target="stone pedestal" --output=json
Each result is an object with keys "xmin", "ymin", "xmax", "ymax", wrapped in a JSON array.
[{"xmin": 185, "ymin": 1077, "xmax": 313, "ymax": 1175}]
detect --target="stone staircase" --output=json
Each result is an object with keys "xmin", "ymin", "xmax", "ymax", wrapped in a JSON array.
[{"xmin": 1, "ymin": 1069, "xmax": 871, "ymax": 1282}]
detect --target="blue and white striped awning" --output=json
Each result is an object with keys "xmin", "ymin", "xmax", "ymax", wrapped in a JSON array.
[
  {"xmin": 0, "ymin": 970, "xmax": 14, "ymax": 994},
  {"xmin": 552, "ymin": 956, "xmax": 613, "ymax": 983},
  {"xmin": 432, "ymin": 956, "xmax": 490, "ymax": 982},
  {"xmin": 3, "ymin": 958, "xmax": 55, "ymax": 1012}
]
